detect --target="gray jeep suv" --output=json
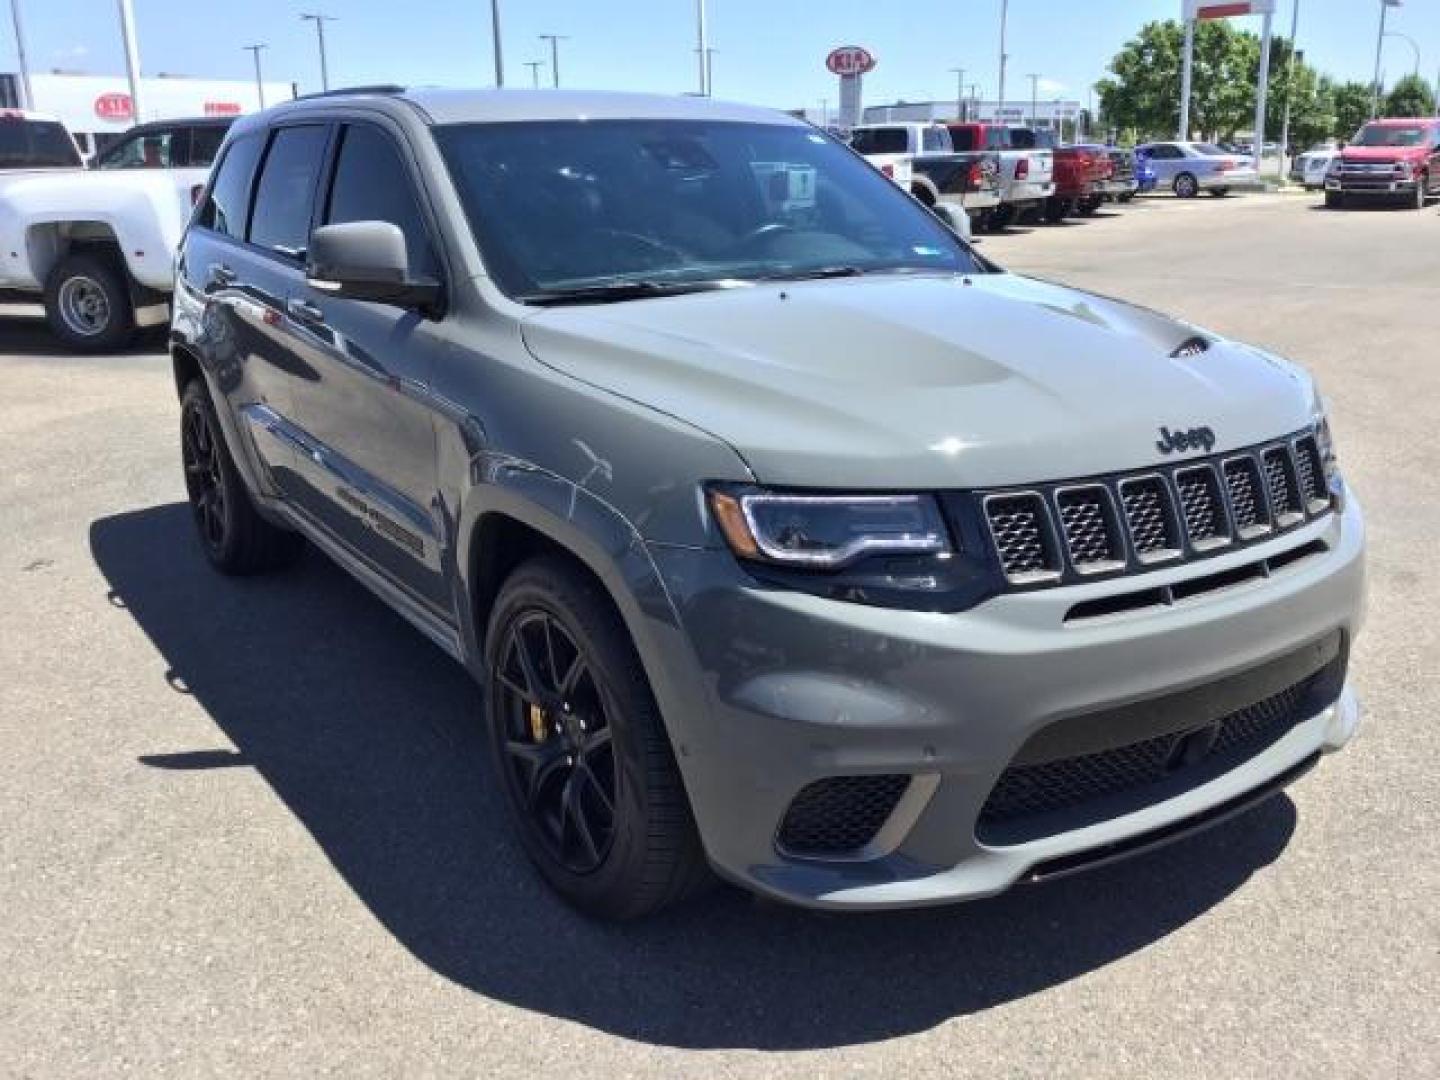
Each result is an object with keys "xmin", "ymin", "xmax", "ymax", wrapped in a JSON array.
[{"xmin": 171, "ymin": 88, "xmax": 1365, "ymax": 918}]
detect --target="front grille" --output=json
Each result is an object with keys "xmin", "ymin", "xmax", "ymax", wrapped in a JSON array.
[
  {"xmin": 978, "ymin": 668, "xmax": 1330, "ymax": 836},
  {"xmin": 979, "ymin": 429, "xmax": 1332, "ymax": 587},
  {"xmin": 777, "ymin": 775, "xmax": 910, "ymax": 857}
]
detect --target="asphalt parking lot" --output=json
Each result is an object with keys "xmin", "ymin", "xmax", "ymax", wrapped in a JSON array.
[{"xmin": 1, "ymin": 193, "xmax": 1436, "ymax": 1077}]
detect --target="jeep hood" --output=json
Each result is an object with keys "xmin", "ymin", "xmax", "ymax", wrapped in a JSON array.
[{"xmin": 519, "ymin": 273, "xmax": 1316, "ymax": 489}]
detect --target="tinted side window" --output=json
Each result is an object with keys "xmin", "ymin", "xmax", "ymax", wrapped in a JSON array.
[
  {"xmin": 189, "ymin": 126, "xmax": 227, "ymax": 168},
  {"xmin": 249, "ymin": 125, "xmax": 329, "ymax": 258},
  {"xmin": 949, "ymin": 127, "xmax": 978, "ymax": 151},
  {"xmin": 324, "ymin": 124, "xmax": 437, "ymax": 277},
  {"xmin": 200, "ymin": 132, "xmax": 264, "ymax": 239},
  {"xmin": 921, "ymin": 126, "xmax": 949, "ymax": 152}
]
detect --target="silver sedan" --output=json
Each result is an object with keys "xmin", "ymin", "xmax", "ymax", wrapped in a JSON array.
[{"xmin": 1138, "ymin": 141, "xmax": 1260, "ymax": 197}]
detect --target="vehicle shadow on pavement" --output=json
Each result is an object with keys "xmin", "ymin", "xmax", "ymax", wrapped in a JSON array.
[
  {"xmin": 0, "ymin": 315, "xmax": 167, "ymax": 358},
  {"xmin": 91, "ymin": 503, "xmax": 1300, "ymax": 1051}
]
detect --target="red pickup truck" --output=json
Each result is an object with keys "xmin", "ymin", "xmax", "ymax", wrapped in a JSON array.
[
  {"xmin": 1324, "ymin": 117, "xmax": 1440, "ymax": 210},
  {"xmin": 1047, "ymin": 145, "xmax": 1113, "ymax": 221}
]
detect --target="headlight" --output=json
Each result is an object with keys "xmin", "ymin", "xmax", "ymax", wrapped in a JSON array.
[
  {"xmin": 1314, "ymin": 412, "xmax": 1340, "ymax": 483},
  {"xmin": 708, "ymin": 488, "xmax": 951, "ymax": 568}
]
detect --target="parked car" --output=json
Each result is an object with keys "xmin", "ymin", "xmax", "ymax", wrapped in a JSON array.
[
  {"xmin": 1290, "ymin": 144, "xmax": 1340, "ymax": 190},
  {"xmin": 1070, "ymin": 144, "xmax": 1138, "ymax": 203},
  {"xmin": 947, "ymin": 122, "xmax": 1055, "ymax": 229},
  {"xmin": 849, "ymin": 122, "xmax": 951, "ymax": 191},
  {"xmin": 172, "ymin": 87, "xmax": 1364, "ymax": 919},
  {"xmin": 0, "ymin": 107, "xmax": 84, "ymax": 172},
  {"xmin": 1323, "ymin": 118, "xmax": 1440, "ymax": 209},
  {"xmin": 1047, "ymin": 143, "xmax": 1112, "ymax": 220},
  {"xmin": 1137, "ymin": 141, "xmax": 1259, "ymax": 197},
  {"xmin": 0, "ymin": 115, "xmax": 232, "ymax": 349},
  {"xmin": 909, "ymin": 151, "xmax": 1002, "ymax": 230}
]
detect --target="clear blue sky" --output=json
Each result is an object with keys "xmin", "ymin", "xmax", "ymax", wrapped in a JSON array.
[{"xmin": 5, "ymin": 1, "xmax": 1438, "ymax": 109}]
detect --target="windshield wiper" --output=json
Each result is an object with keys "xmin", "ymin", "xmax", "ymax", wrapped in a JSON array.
[
  {"xmin": 518, "ymin": 279, "xmax": 742, "ymax": 306},
  {"xmin": 755, "ymin": 265, "xmax": 956, "ymax": 283}
]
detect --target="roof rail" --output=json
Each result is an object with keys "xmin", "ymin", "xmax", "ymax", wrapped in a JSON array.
[{"xmin": 290, "ymin": 84, "xmax": 406, "ymax": 103}]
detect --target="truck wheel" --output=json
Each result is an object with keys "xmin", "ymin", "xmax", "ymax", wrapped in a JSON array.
[
  {"xmin": 180, "ymin": 378, "xmax": 303, "ymax": 575},
  {"xmin": 1413, "ymin": 177, "xmax": 1427, "ymax": 210},
  {"xmin": 1325, "ymin": 191, "xmax": 1345, "ymax": 210},
  {"xmin": 1044, "ymin": 198, "xmax": 1068, "ymax": 223},
  {"xmin": 485, "ymin": 556, "xmax": 712, "ymax": 919},
  {"xmin": 43, "ymin": 252, "xmax": 137, "ymax": 353},
  {"xmin": 1173, "ymin": 172, "xmax": 1199, "ymax": 198}
]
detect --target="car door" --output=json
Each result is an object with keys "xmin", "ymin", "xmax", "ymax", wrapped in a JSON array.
[
  {"xmin": 277, "ymin": 119, "xmax": 450, "ymax": 615},
  {"xmin": 1144, "ymin": 143, "xmax": 1181, "ymax": 184},
  {"xmin": 178, "ymin": 126, "xmax": 328, "ymax": 496}
]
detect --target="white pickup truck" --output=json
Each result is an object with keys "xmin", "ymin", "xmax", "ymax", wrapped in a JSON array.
[
  {"xmin": 1, "ymin": 112, "xmax": 229, "ymax": 351},
  {"xmin": 849, "ymin": 122, "xmax": 1000, "ymax": 230}
]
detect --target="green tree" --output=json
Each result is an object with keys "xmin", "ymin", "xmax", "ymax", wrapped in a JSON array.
[
  {"xmin": 1331, "ymin": 81, "xmax": 1373, "ymax": 141},
  {"xmin": 1383, "ymin": 74, "xmax": 1436, "ymax": 118}
]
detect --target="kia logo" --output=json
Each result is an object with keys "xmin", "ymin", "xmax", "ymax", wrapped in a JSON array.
[
  {"xmin": 826, "ymin": 47, "xmax": 876, "ymax": 77},
  {"xmin": 94, "ymin": 92, "xmax": 134, "ymax": 121}
]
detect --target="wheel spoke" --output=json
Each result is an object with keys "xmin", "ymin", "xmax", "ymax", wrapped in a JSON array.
[
  {"xmin": 577, "ymin": 760, "xmax": 614, "ymax": 819},
  {"xmin": 562, "ymin": 773, "xmax": 601, "ymax": 866},
  {"xmin": 557, "ymin": 651, "xmax": 586, "ymax": 700},
  {"xmin": 504, "ymin": 739, "xmax": 566, "ymax": 807},
  {"xmin": 510, "ymin": 623, "xmax": 550, "ymax": 700},
  {"xmin": 580, "ymin": 724, "xmax": 611, "ymax": 758}
]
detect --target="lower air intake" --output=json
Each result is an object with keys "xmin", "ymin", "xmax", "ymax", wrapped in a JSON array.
[{"xmin": 777, "ymin": 775, "xmax": 910, "ymax": 858}]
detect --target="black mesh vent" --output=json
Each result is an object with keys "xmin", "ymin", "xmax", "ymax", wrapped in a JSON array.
[
  {"xmin": 978, "ymin": 673, "xmax": 1324, "ymax": 835},
  {"xmin": 1223, "ymin": 457, "xmax": 1269, "ymax": 533},
  {"xmin": 1293, "ymin": 436, "xmax": 1328, "ymax": 504},
  {"xmin": 1176, "ymin": 466, "xmax": 1228, "ymax": 544},
  {"xmin": 1120, "ymin": 477, "xmax": 1179, "ymax": 558},
  {"xmin": 1263, "ymin": 446, "xmax": 1303, "ymax": 521},
  {"xmin": 985, "ymin": 494, "xmax": 1056, "ymax": 579},
  {"xmin": 778, "ymin": 775, "xmax": 910, "ymax": 857},
  {"xmin": 1056, "ymin": 487, "xmax": 1121, "ymax": 569}
]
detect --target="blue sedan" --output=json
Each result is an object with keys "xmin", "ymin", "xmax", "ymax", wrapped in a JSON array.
[{"xmin": 1136, "ymin": 141, "xmax": 1259, "ymax": 197}]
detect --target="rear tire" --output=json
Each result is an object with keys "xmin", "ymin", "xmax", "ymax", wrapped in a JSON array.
[
  {"xmin": 180, "ymin": 379, "xmax": 303, "ymax": 575},
  {"xmin": 43, "ymin": 251, "xmax": 136, "ymax": 353},
  {"xmin": 1325, "ymin": 191, "xmax": 1345, "ymax": 210},
  {"xmin": 1173, "ymin": 172, "xmax": 1199, "ymax": 198},
  {"xmin": 485, "ymin": 557, "xmax": 712, "ymax": 920}
]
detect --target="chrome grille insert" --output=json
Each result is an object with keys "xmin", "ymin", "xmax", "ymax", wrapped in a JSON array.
[
  {"xmin": 1222, "ymin": 456, "xmax": 1272, "ymax": 539},
  {"xmin": 1174, "ymin": 464, "xmax": 1232, "ymax": 550},
  {"xmin": 1292, "ymin": 434, "xmax": 1330, "ymax": 511},
  {"xmin": 983, "ymin": 493, "xmax": 1061, "ymax": 582},
  {"xmin": 1055, "ymin": 486, "xmax": 1125, "ymax": 573},
  {"xmin": 1118, "ymin": 475, "xmax": 1182, "ymax": 563},
  {"xmin": 1262, "ymin": 445, "xmax": 1305, "ymax": 526}
]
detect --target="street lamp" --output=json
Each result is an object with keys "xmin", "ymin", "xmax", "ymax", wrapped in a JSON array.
[
  {"xmin": 997, "ymin": 0, "xmax": 1009, "ymax": 111},
  {"xmin": 244, "ymin": 44, "xmax": 268, "ymax": 109},
  {"xmin": 489, "ymin": 0, "xmax": 504, "ymax": 87},
  {"xmin": 1278, "ymin": 0, "xmax": 1301, "ymax": 171},
  {"xmin": 1384, "ymin": 31, "xmax": 1420, "ymax": 77},
  {"xmin": 524, "ymin": 60, "xmax": 544, "ymax": 88},
  {"xmin": 1027, "ymin": 72, "xmax": 1040, "ymax": 127},
  {"xmin": 117, "ymin": 0, "xmax": 143, "ymax": 122},
  {"xmin": 695, "ymin": 0, "xmax": 709, "ymax": 96},
  {"xmin": 539, "ymin": 33, "xmax": 567, "ymax": 88},
  {"xmin": 299, "ymin": 12, "xmax": 336, "ymax": 92},
  {"xmin": 1372, "ymin": 0, "xmax": 1404, "ymax": 118},
  {"xmin": 7, "ymin": 1, "xmax": 33, "ymax": 109},
  {"xmin": 949, "ymin": 67, "xmax": 966, "ymax": 120}
]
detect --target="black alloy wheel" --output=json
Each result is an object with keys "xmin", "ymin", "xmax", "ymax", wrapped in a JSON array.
[
  {"xmin": 181, "ymin": 390, "xmax": 229, "ymax": 557},
  {"xmin": 494, "ymin": 608, "xmax": 618, "ymax": 874}
]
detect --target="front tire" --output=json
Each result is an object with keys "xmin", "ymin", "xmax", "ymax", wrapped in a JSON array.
[
  {"xmin": 485, "ymin": 557, "xmax": 711, "ymax": 919},
  {"xmin": 43, "ymin": 252, "xmax": 136, "ymax": 352},
  {"xmin": 1173, "ymin": 172, "xmax": 1199, "ymax": 198},
  {"xmin": 1325, "ymin": 191, "xmax": 1345, "ymax": 209},
  {"xmin": 180, "ymin": 379, "xmax": 302, "ymax": 575}
]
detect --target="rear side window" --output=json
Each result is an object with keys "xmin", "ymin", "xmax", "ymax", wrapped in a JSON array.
[
  {"xmin": 949, "ymin": 127, "xmax": 978, "ymax": 151},
  {"xmin": 921, "ymin": 126, "xmax": 949, "ymax": 152},
  {"xmin": 324, "ymin": 124, "xmax": 437, "ymax": 278},
  {"xmin": 850, "ymin": 128, "xmax": 907, "ymax": 155},
  {"xmin": 249, "ymin": 125, "xmax": 329, "ymax": 258},
  {"xmin": 0, "ymin": 117, "xmax": 82, "ymax": 168},
  {"xmin": 97, "ymin": 128, "xmax": 180, "ymax": 169},
  {"xmin": 200, "ymin": 132, "xmax": 264, "ymax": 239}
]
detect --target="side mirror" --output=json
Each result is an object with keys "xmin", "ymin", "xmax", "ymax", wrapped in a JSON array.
[
  {"xmin": 306, "ymin": 221, "xmax": 441, "ymax": 313},
  {"xmin": 928, "ymin": 201, "xmax": 973, "ymax": 242}
]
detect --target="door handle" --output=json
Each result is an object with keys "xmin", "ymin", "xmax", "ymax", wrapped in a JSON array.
[
  {"xmin": 287, "ymin": 298, "xmax": 324, "ymax": 324},
  {"xmin": 209, "ymin": 263, "xmax": 236, "ymax": 286}
]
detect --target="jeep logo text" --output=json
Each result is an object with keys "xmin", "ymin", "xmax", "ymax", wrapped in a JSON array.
[{"xmin": 1156, "ymin": 425, "xmax": 1216, "ymax": 456}]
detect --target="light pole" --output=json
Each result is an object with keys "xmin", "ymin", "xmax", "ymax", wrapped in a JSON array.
[
  {"xmin": 7, "ymin": 0, "xmax": 33, "ymax": 109},
  {"xmin": 695, "ymin": 0, "xmax": 709, "ymax": 96},
  {"xmin": 116, "ymin": 0, "xmax": 143, "ymax": 122},
  {"xmin": 244, "ymin": 44, "xmax": 267, "ymax": 109},
  {"xmin": 1027, "ymin": 72, "xmax": 1040, "ymax": 127},
  {"xmin": 705, "ymin": 47, "xmax": 715, "ymax": 96},
  {"xmin": 299, "ymin": 13, "xmax": 336, "ymax": 92},
  {"xmin": 539, "ymin": 33, "xmax": 566, "ymax": 88},
  {"xmin": 489, "ymin": 0, "xmax": 504, "ymax": 86},
  {"xmin": 997, "ymin": 0, "xmax": 1009, "ymax": 112},
  {"xmin": 524, "ymin": 60, "xmax": 543, "ymax": 88},
  {"xmin": 1278, "ymin": 0, "xmax": 1301, "ymax": 173},
  {"xmin": 1372, "ymin": 0, "xmax": 1403, "ymax": 118},
  {"xmin": 1384, "ymin": 31, "xmax": 1420, "ymax": 77},
  {"xmin": 1251, "ymin": 6, "xmax": 1274, "ymax": 173},
  {"xmin": 949, "ymin": 67, "xmax": 966, "ymax": 120},
  {"xmin": 818, "ymin": 97, "xmax": 828, "ymax": 128}
]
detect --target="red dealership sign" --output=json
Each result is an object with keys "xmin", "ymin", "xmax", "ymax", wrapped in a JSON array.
[
  {"xmin": 826, "ymin": 47, "xmax": 876, "ymax": 77},
  {"xmin": 1183, "ymin": 1, "xmax": 1275, "ymax": 18},
  {"xmin": 204, "ymin": 101, "xmax": 242, "ymax": 116},
  {"xmin": 93, "ymin": 92, "xmax": 134, "ymax": 121}
]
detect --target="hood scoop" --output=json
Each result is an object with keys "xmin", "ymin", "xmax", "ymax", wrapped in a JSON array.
[{"xmin": 1170, "ymin": 335, "xmax": 1210, "ymax": 358}]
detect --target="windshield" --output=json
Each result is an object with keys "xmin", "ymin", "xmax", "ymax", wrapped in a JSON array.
[
  {"xmin": 1353, "ymin": 123, "xmax": 1431, "ymax": 147},
  {"xmin": 0, "ymin": 118, "xmax": 82, "ymax": 168},
  {"xmin": 436, "ymin": 119, "xmax": 983, "ymax": 299}
]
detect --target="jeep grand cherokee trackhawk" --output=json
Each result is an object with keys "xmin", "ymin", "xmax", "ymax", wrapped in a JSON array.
[{"xmin": 171, "ymin": 88, "xmax": 1365, "ymax": 918}]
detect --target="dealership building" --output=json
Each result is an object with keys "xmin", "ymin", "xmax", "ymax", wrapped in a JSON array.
[
  {"xmin": 861, "ymin": 98, "xmax": 1085, "ymax": 132},
  {"xmin": 1, "ymin": 71, "xmax": 295, "ymax": 156}
]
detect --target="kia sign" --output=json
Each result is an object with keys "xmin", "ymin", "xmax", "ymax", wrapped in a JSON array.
[
  {"xmin": 1183, "ymin": 0, "xmax": 1274, "ymax": 17},
  {"xmin": 826, "ymin": 47, "xmax": 876, "ymax": 77},
  {"xmin": 204, "ymin": 102, "xmax": 243, "ymax": 116},
  {"xmin": 93, "ymin": 92, "xmax": 134, "ymax": 122}
]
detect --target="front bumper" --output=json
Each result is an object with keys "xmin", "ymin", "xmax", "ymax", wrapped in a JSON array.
[
  {"xmin": 650, "ymin": 496, "xmax": 1365, "ymax": 910},
  {"xmin": 1097, "ymin": 178, "xmax": 1139, "ymax": 196},
  {"xmin": 1326, "ymin": 177, "xmax": 1420, "ymax": 195}
]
